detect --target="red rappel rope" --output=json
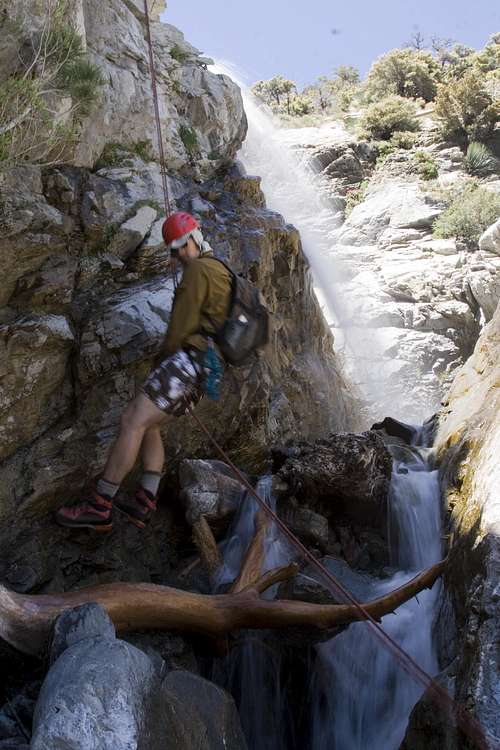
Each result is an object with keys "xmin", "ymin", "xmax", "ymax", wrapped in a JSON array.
[
  {"xmin": 142, "ymin": 4, "xmax": 495, "ymax": 748},
  {"xmin": 143, "ymin": 0, "xmax": 172, "ymax": 218}
]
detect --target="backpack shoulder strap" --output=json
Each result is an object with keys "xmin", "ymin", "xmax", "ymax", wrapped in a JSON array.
[
  {"xmin": 198, "ymin": 256, "xmax": 236, "ymax": 337},
  {"xmin": 200, "ymin": 255, "xmax": 236, "ymax": 280}
]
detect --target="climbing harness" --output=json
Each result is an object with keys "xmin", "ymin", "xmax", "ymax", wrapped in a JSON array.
[{"xmin": 142, "ymin": 4, "xmax": 494, "ymax": 747}]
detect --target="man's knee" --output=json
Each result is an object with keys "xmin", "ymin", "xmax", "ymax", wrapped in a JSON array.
[
  {"xmin": 144, "ymin": 424, "xmax": 166, "ymax": 438},
  {"xmin": 120, "ymin": 398, "xmax": 148, "ymax": 433},
  {"xmin": 120, "ymin": 394, "xmax": 168, "ymax": 433}
]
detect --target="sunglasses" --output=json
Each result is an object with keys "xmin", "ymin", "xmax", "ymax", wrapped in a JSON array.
[{"xmin": 170, "ymin": 241, "xmax": 188, "ymax": 257}]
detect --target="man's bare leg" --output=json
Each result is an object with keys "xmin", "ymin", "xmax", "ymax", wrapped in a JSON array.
[
  {"xmin": 141, "ymin": 426, "xmax": 166, "ymax": 474},
  {"xmin": 55, "ymin": 394, "xmax": 168, "ymax": 531},
  {"xmin": 102, "ymin": 394, "xmax": 168, "ymax": 485}
]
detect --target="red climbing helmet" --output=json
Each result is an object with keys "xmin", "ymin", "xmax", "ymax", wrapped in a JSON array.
[{"xmin": 162, "ymin": 211, "xmax": 199, "ymax": 251}]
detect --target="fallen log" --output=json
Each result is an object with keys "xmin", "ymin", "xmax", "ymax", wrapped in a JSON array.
[{"xmin": 0, "ymin": 558, "xmax": 445, "ymax": 656}]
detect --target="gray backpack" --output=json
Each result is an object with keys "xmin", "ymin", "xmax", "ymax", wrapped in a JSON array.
[{"xmin": 209, "ymin": 259, "xmax": 270, "ymax": 367}]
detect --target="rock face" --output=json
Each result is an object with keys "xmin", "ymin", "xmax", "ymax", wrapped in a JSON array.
[
  {"xmin": 337, "ymin": 180, "xmax": 442, "ymax": 247},
  {"xmin": 332, "ymin": 171, "xmax": 490, "ymax": 422},
  {"xmin": 0, "ymin": 3, "xmax": 356, "ymax": 605},
  {"xmin": 273, "ymin": 431, "xmax": 392, "ymax": 563},
  {"xmin": 77, "ymin": 2, "xmax": 247, "ymax": 173},
  {"xmin": 401, "ymin": 302, "xmax": 500, "ymax": 749},
  {"xmin": 479, "ymin": 217, "xmax": 500, "ymax": 255},
  {"xmin": 282, "ymin": 125, "xmax": 500, "ymax": 423},
  {"xmin": 0, "ymin": 315, "xmax": 74, "ymax": 462},
  {"xmin": 0, "ymin": 159, "xmax": 356, "ymax": 537},
  {"xmin": 274, "ymin": 431, "xmax": 392, "ymax": 528},
  {"xmin": 179, "ymin": 459, "xmax": 246, "ymax": 528},
  {"xmin": 32, "ymin": 603, "xmax": 247, "ymax": 750},
  {"xmin": 2, "ymin": 0, "xmax": 246, "ymax": 175}
]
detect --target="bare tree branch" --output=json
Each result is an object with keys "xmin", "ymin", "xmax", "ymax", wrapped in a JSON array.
[{"xmin": 0, "ymin": 556, "xmax": 446, "ymax": 656}]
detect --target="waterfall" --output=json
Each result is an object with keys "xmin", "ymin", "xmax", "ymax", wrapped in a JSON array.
[
  {"xmin": 311, "ymin": 437, "xmax": 442, "ymax": 750},
  {"xmin": 208, "ymin": 64, "xmax": 443, "ymax": 749},
  {"xmin": 209, "ymin": 478, "xmax": 296, "ymax": 750},
  {"xmin": 212, "ymin": 62, "xmax": 438, "ymax": 424}
]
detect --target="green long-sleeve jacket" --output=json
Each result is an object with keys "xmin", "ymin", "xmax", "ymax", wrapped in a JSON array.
[{"xmin": 159, "ymin": 256, "xmax": 232, "ymax": 358}]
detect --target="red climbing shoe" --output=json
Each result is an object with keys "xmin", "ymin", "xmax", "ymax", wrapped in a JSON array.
[
  {"xmin": 114, "ymin": 487, "xmax": 157, "ymax": 529},
  {"xmin": 55, "ymin": 492, "xmax": 113, "ymax": 532}
]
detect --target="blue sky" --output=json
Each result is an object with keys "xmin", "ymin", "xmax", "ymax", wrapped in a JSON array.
[{"xmin": 162, "ymin": 0, "xmax": 499, "ymax": 89}]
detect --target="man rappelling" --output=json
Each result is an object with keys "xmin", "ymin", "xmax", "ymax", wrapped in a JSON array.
[{"xmin": 56, "ymin": 212, "xmax": 236, "ymax": 531}]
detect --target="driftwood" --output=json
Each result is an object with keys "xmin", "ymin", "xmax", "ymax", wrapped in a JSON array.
[
  {"xmin": 0, "ymin": 504, "xmax": 445, "ymax": 657},
  {"xmin": 192, "ymin": 515, "xmax": 223, "ymax": 576}
]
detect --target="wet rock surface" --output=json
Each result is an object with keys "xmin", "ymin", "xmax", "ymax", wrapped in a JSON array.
[
  {"xmin": 274, "ymin": 431, "xmax": 392, "ymax": 529},
  {"xmin": 179, "ymin": 459, "xmax": 246, "ymax": 529},
  {"xmin": 401, "ymin": 302, "xmax": 500, "ymax": 748},
  {"xmin": 0, "ymin": 681, "xmax": 38, "ymax": 749}
]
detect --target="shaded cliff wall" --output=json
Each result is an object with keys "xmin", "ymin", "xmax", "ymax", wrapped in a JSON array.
[{"xmin": 0, "ymin": 1, "xmax": 357, "ymax": 556}]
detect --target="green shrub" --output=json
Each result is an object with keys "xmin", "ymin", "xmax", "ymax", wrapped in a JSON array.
[
  {"xmin": 95, "ymin": 142, "xmax": 129, "ymax": 168},
  {"xmin": 412, "ymin": 150, "xmax": 438, "ymax": 180},
  {"xmin": 433, "ymin": 182, "xmax": 500, "ymax": 245},
  {"xmin": 365, "ymin": 48, "xmax": 442, "ymax": 102},
  {"xmin": 278, "ymin": 113, "xmax": 325, "ymax": 128},
  {"xmin": 391, "ymin": 130, "xmax": 418, "ymax": 149},
  {"xmin": 289, "ymin": 94, "xmax": 313, "ymax": 116},
  {"xmin": 170, "ymin": 45, "xmax": 190, "ymax": 63},
  {"xmin": 361, "ymin": 95, "xmax": 420, "ymax": 140},
  {"xmin": 43, "ymin": 14, "xmax": 84, "ymax": 66},
  {"xmin": 463, "ymin": 141, "xmax": 499, "ymax": 176},
  {"xmin": 102, "ymin": 223, "xmax": 118, "ymax": 248},
  {"xmin": 130, "ymin": 199, "xmax": 162, "ymax": 215},
  {"xmin": 95, "ymin": 140, "xmax": 155, "ymax": 169},
  {"xmin": 345, "ymin": 180, "xmax": 369, "ymax": 215},
  {"xmin": 374, "ymin": 140, "xmax": 396, "ymax": 165},
  {"xmin": 434, "ymin": 71, "xmax": 500, "ymax": 145},
  {"xmin": 131, "ymin": 139, "xmax": 154, "ymax": 162},
  {"xmin": 251, "ymin": 76, "xmax": 296, "ymax": 113},
  {"xmin": 57, "ymin": 58, "xmax": 105, "ymax": 114},
  {"xmin": 473, "ymin": 32, "xmax": 500, "ymax": 74},
  {"xmin": 179, "ymin": 125, "xmax": 198, "ymax": 154},
  {"xmin": 437, "ymin": 43, "xmax": 476, "ymax": 82}
]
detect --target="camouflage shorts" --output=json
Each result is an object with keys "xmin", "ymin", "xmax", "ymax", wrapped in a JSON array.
[{"xmin": 141, "ymin": 349, "xmax": 208, "ymax": 416}]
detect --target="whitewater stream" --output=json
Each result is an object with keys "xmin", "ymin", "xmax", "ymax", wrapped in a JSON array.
[{"xmin": 208, "ymin": 65, "xmax": 443, "ymax": 749}]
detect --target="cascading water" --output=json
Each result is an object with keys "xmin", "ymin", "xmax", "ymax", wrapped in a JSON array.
[
  {"xmin": 210, "ymin": 478, "xmax": 296, "ymax": 750},
  {"xmin": 207, "ymin": 64, "xmax": 444, "ymax": 749},
  {"xmin": 212, "ymin": 62, "xmax": 440, "ymax": 424},
  {"xmin": 311, "ymin": 434, "xmax": 442, "ymax": 750}
]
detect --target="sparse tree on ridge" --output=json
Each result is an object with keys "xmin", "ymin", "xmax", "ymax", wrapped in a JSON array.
[
  {"xmin": 407, "ymin": 29, "xmax": 426, "ymax": 51},
  {"xmin": 436, "ymin": 43, "xmax": 475, "ymax": 79},
  {"xmin": 474, "ymin": 32, "xmax": 500, "ymax": 73},
  {"xmin": 334, "ymin": 65, "xmax": 360, "ymax": 85},
  {"xmin": 430, "ymin": 35, "xmax": 455, "ymax": 55},
  {"xmin": 251, "ymin": 75, "xmax": 297, "ymax": 114}
]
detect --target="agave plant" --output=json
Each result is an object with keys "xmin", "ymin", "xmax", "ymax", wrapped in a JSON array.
[{"xmin": 464, "ymin": 141, "xmax": 499, "ymax": 176}]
